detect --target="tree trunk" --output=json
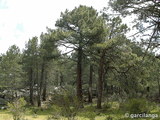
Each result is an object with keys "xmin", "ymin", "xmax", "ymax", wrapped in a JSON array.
[
  {"xmin": 77, "ymin": 47, "xmax": 83, "ymax": 104},
  {"xmin": 111, "ymin": 85, "xmax": 114, "ymax": 94},
  {"xmin": 157, "ymin": 79, "xmax": 160, "ymax": 98},
  {"xmin": 60, "ymin": 72, "xmax": 64, "ymax": 87},
  {"xmin": 55, "ymin": 70, "xmax": 59, "ymax": 86},
  {"xmin": 102, "ymin": 70, "xmax": 107, "ymax": 97},
  {"xmin": 29, "ymin": 68, "xmax": 34, "ymax": 105},
  {"xmin": 37, "ymin": 63, "xmax": 41, "ymax": 107},
  {"xmin": 159, "ymin": 85, "xmax": 160, "ymax": 98},
  {"xmin": 42, "ymin": 70, "xmax": 47, "ymax": 101},
  {"xmin": 42, "ymin": 81, "xmax": 47, "ymax": 101},
  {"xmin": 37, "ymin": 90, "xmax": 41, "ymax": 107},
  {"xmin": 88, "ymin": 64, "xmax": 93, "ymax": 103},
  {"xmin": 97, "ymin": 51, "xmax": 105, "ymax": 109}
]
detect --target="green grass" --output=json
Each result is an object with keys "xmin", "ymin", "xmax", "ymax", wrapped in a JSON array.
[{"xmin": 0, "ymin": 101, "xmax": 160, "ymax": 120}]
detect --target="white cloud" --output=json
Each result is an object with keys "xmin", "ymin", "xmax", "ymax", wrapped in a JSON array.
[{"xmin": 0, "ymin": 0, "xmax": 107, "ymax": 54}]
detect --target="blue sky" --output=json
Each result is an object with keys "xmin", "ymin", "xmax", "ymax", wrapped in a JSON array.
[{"xmin": 0, "ymin": 0, "xmax": 107, "ymax": 54}]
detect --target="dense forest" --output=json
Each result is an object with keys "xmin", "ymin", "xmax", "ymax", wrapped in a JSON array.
[{"xmin": 0, "ymin": 0, "xmax": 160, "ymax": 120}]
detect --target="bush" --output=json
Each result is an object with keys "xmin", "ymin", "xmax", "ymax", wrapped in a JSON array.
[
  {"xmin": 7, "ymin": 97, "xmax": 27, "ymax": 120},
  {"xmin": 50, "ymin": 90, "xmax": 81, "ymax": 120},
  {"xmin": 80, "ymin": 111, "xmax": 97, "ymax": 120},
  {"xmin": 123, "ymin": 98, "xmax": 150, "ymax": 114},
  {"xmin": 47, "ymin": 105, "xmax": 62, "ymax": 120}
]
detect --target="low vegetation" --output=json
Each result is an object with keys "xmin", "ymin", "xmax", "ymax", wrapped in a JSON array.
[
  {"xmin": 0, "ymin": 98, "xmax": 160, "ymax": 120},
  {"xmin": 7, "ymin": 97, "xmax": 27, "ymax": 120}
]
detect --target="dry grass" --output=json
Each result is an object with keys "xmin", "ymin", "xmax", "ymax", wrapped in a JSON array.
[
  {"xmin": 0, "ymin": 113, "xmax": 106, "ymax": 120},
  {"xmin": 0, "ymin": 113, "xmax": 48, "ymax": 120}
]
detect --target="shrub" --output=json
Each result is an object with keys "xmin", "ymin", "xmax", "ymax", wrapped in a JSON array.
[
  {"xmin": 80, "ymin": 111, "xmax": 96, "ymax": 120},
  {"xmin": 7, "ymin": 97, "xmax": 27, "ymax": 120},
  {"xmin": 47, "ymin": 105, "xmax": 62, "ymax": 120},
  {"xmin": 123, "ymin": 98, "xmax": 150, "ymax": 114},
  {"xmin": 50, "ymin": 90, "xmax": 81, "ymax": 120}
]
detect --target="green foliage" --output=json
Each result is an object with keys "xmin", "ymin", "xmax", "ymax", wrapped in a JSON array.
[
  {"xmin": 109, "ymin": 0, "xmax": 160, "ymax": 48},
  {"xmin": 50, "ymin": 90, "xmax": 81, "ymax": 120},
  {"xmin": 23, "ymin": 37, "xmax": 39, "ymax": 71},
  {"xmin": 47, "ymin": 105, "xmax": 62, "ymax": 120},
  {"xmin": 77, "ymin": 105, "xmax": 98, "ymax": 120},
  {"xmin": 7, "ymin": 97, "xmax": 27, "ymax": 120},
  {"xmin": 122, "ymin": 98, "xmax": 150, "ymax": 114},
  {"xmin": 55, "ymin": 5, "xmax": 106, "ymax": 50},
  {"xmin": 40, "ymin": 32, "xmax": 60, "ymax": 61},
  {"xmin": 0, "ymin": 98, "xmax": 7, "ymax": 107},
  {"xmin": 109, "ymin": 0, "xmax": 160, "ymax": 20},
  {"xmin": 0, "ymin": 101, "xmax": 159, "ymax": 120},
  {"xmin": 0, "ymin": 45, "xmax": 24, "ymax": 90},
  {"xmin": 80, "ymin": 111, "xmax": 97, "ymax": 120}
]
